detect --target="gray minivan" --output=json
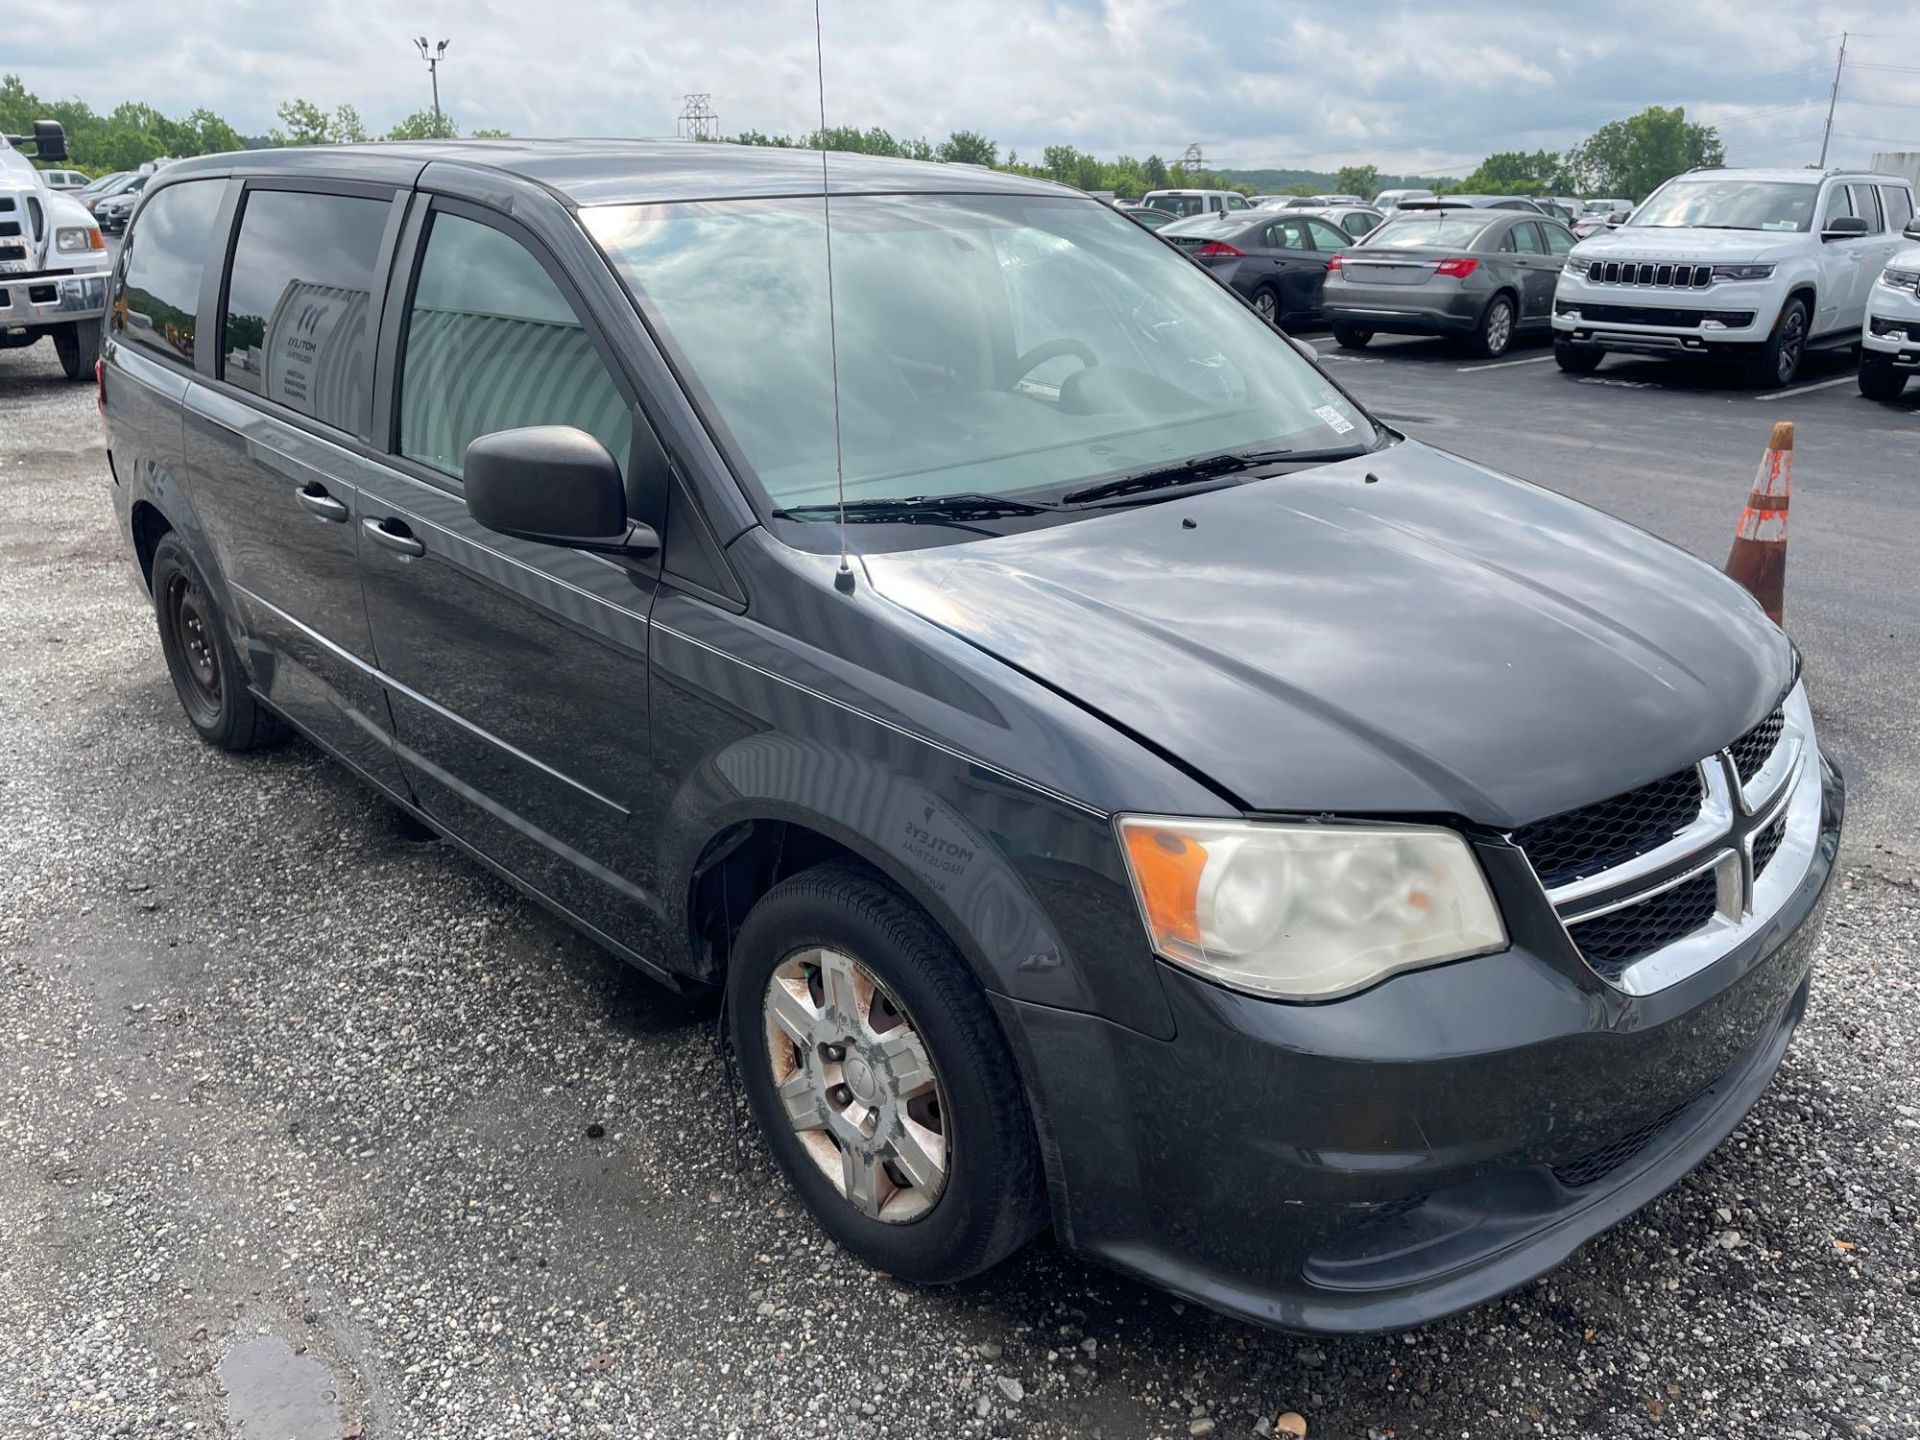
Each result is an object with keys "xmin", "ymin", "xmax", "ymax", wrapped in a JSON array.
[{"xmin": 103, "ymin": 141, "xmax": 1838, "ymax": 1334}]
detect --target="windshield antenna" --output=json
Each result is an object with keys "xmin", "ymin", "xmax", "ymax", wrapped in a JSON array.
[{"xmin": 813, "ymin": 0, "xmax": 855, "ymax": 595}]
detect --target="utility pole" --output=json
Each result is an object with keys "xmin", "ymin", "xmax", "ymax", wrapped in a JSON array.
[
  {"xmin": 678, "ymin": 94, "xmax": 720, "ymax": 142},
  {"xmin": 415, "ymin": 37, "xmax": 450, "ymax": 137},
  {"xmin": 1818, "ymin": 31, "xmax": 1847, "ymax": 168}
]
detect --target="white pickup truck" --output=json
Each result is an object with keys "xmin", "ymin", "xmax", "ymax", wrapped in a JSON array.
[
  {"xmin": 1, "ymin": 121, "xmax": 111, "ymax": 381},
  {"xmin": 1553, "ymin": 167, "xmax": 1917, "ymax": 388}
]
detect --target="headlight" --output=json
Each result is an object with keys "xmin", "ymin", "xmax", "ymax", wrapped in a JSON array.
[
  {"xmin": 54, "ymin": 225, "xmax": 105, "ymax": 254},
  {"xmin": 1710, "ymin": 263, "xmax": 1776, "ymax": 281},
  {"xmin": 1116, "ymin": 816, "xmax": 1506, "ymax": 1000},
  {"xmin": 1879, "ymin": 266, "xmax": 1920, "ymax": 291}
]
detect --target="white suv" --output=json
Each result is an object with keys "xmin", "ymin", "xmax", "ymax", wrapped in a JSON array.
[
  {"xmin": 1141, "ymin": 188, "xmax": 1251, "ymax": 219},
  {"xmin": 1860, "ymin": 217, "xmax": 1920, "ymax": 401},
  {"xmin": 1552, "ymin": 168, "xmax": 1916, "ymax": 387}
]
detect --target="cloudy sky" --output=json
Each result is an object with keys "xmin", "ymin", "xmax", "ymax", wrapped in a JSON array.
[{"xmin": 15, "ymin": 1, "xmax": 1920, "ymax": 175}]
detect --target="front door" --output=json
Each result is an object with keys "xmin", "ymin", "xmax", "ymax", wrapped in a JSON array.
[
  {"xmin": 355, "ymin": 200, "xmax": 669, "ymax": 955},
  {"xmin": 181, "ymin": 181, "xmax": 408, "ymax": 792}
]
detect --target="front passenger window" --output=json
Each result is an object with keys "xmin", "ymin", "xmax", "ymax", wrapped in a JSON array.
[{"xmin": 399, "ymin": 212, "xmax": 632, "ymax": 480}]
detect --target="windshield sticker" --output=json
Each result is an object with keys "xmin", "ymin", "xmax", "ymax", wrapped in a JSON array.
[{"xmin": 1314, "ymin": 404, "xmax": 1356, "ymax": 436}]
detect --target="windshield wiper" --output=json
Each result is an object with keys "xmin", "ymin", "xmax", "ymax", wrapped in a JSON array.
[
  {"xmin": 772, "ymin": 492, "xmax": 1065, "ymax": 524},
  {"xmin": 1060, "ymin": 445, "xmax": 1369, "ymax": 506}
]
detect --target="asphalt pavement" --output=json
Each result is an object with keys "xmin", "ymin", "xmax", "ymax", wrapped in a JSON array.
[{"xmin": 1, "ymin": 334, "xmax": 1916, "ymax": 1440}]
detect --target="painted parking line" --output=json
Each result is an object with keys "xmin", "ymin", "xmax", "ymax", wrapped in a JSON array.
[
  {"xmin": 1760, "ymin": 375, "xmax": 1856, "ymax": 399},
  {"xmin": 1457, "ymin": 355, "xmax": 1557, "ymax": 373}
]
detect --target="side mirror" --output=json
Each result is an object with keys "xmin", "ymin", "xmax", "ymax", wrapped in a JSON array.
[
  {"xmin": 33, "ymin": 120, "xmax": 67, "ymax": 163},
  {"xmin": 464, "ymin": 426, "xmax": 659, "ymax": 557},
  {"xmin": 1822, "ymin": 215, "xmax": 1870, "ymax": 240},
  {"xmin": 1904, "ymin": 219, "xmax": 1920, "ymax": 242}
]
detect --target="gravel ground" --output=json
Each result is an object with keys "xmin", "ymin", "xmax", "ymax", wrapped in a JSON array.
[{"xmin": 2, "ymin": 341, "xmax": 1918, "ymax": 1439}]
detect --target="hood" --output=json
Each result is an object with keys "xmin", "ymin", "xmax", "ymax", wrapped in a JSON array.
[
  {"xmin": 1572, "ymin": 226, "xmax": 1802, "ymax": 264},
  {"xmin": 863, "ymin": 443, "xmax": 1791, "ymax": 829}
]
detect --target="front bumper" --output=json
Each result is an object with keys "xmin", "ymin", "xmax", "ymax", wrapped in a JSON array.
[
  {"xmin": 1863, "ymin": 291, "xmax": 1920, "ymax": 367},
  {"xmin": 0, "ymin": 269, "xmax": 109, "ymax": 328},
  {"xmin": 1552, "ymin": 270, "xmax": 1779, "ymax": 352},
  {"xmin": 1322, "ymin": 280, "xmax": 1480, "ymax": 336},
  {"xmin": 1002, "ymin": 755, "xmax": 1842, "ymax": 1334}
]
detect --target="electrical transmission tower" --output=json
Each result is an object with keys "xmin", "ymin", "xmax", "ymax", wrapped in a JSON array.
[
  {"xmin": 1180, "ymin": 142, "xmax": 1206, "ymax": 173},
  {"xmin": 678, "ymin": 94, "xmax": 720, "ymax": 141}
]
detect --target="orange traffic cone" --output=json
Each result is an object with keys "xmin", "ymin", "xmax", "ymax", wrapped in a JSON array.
[{"xmin": 1725, "ymin": 421, "xmax": 1792, "ymax": 626}]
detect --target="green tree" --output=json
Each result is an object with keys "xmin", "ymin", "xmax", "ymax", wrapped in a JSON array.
[
  {"xmin": 329, "ymin": 104, "xmax": 369, "ymax": 144},
  {"xmin": 1565, "ymin": 106, "xmax": 1723, "ymax": 201},
  {"xmin": 1458, "ymin": 149, "xmax": 1563, "ymax": 196},
  {"xmin": 470, "ymin": 127, "xmax": 512, "ymax": 138},
  {"xmin": 1141, "ymin": 153, "xmax": 1168, "ymax": 188},
  {"xmin": 386, "ymin": 108, "xmax": 458, "ymax": 141},
  {"xmin": 733, "ymin": 129, "xmax": 797, "ymax": 147},
  {"xmin": 272, "ymin": 98, "xmax": 332, "ymax": 146},
  {"xmin": 935, "ymin": 130, "xmax": 997, "ymax": 167},
  {"xmin": 900, "ymin": 136, "xmax": 934, "ymax": 161},
  {"xmin": 1334, "ymin": 164, "xmax": 1380, "ymax": 200}
]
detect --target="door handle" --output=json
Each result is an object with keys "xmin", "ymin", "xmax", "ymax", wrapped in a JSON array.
[
  {"xmin": 295, "ymin": 483, "xmax": 349, "ymax": 523},
  {"xmin": 362, "ymin": 516, "xmax": 426, "ymax": 558}
]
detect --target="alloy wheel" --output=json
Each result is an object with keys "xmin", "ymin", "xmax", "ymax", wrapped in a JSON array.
[
  {"xmin": 1485, "ymin": 300, "xmax": 1513, "ymax": 355},
  {"xmin": 1253, "ymin": 290, "xmax": 1278, "ymax": 322},
  {"xmin": 1778, "ymin": 307, "xmax": 1806, "ymax": 383},
  {"xmin": 762, "ymin": 947, "xmax": 949, "ymax": 1223}
]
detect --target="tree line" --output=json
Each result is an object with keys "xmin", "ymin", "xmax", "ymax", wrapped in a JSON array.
[{"xmin": 3, "ymin": 70, "xmax": 1722, "ymax": 204}]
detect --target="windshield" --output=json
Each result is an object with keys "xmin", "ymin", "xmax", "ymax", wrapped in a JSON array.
[
  {"xmin": 1629, "ymin": 180, "xmax": 1817, "ymax": 232},
  {"xmin": 1363, "ymin": 213, "xmax": 1497, "ymax": 248},
  {"xmin": 585, "ymin": 194, "xmax": 1375, "ymax": 512}
]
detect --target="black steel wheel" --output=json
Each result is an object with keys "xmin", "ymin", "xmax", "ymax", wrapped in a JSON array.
[{"xmin": 150, "ymin": 536, "xmax": 284, "ymax": 751}]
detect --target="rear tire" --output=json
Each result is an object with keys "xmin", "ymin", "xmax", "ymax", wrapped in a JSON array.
[
  {"xmin": 1748, "ymin": 297, "xmax": 1809, "ymax": 389},
  {"xmin": 1250, "ymin": 285, "xmax": 1281, "ymax": 325},
  {"xmin": 728, "ymin": 861, "xmax": 1046, "ymax": 1285},
  {"xmin": 1858, "ymin": 353, "xmax": 1909, "ymax": 401},
  {"xmin": 151, "ymin": 537, "xmax": 285, "ymax": 752},
  {"xmin": 1468, "ymin": 294, "xmax": 1516, "ymax": 358},
  {"xmin": 1332, "ymin": 325, "xmax": 1373, "ymax": 349},
  {"xmin": 52, "ymin": 321, "xmax": 101, "ymax": 383},
  {"xmin": 1554, "ymin": 340, "xmax": 1603, "ymax": 374}
]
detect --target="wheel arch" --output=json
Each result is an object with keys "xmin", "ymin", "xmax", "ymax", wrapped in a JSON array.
[{"xmin": 129, "ymin": 498, "xmax": 174, "ymax": 593}]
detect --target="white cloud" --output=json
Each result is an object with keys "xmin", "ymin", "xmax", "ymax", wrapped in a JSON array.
[{"xmin": 10, "ymin": 0, "xmax": 1920, "ymax": 174}]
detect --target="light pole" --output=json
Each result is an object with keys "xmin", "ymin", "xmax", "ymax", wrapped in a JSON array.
[{"xmin": 414, "ymin": 36, "xmax": 450, "ymax": 137}]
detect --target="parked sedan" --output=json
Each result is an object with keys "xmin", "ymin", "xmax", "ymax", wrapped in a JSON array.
[
  {"xmin": 1161, "ymin": 210, "xmax": 1353, "ymax": 325},
  {"xmin": 94, "ymin": 174, "xmax": 153, "ymax": 233},
  {"xmin": 1401, "ymin": 195, "xmax": 1549, "ymax": 214},
  {"xmin": 1298, "ymin": 204, "xmax": 1386, "ymax": 241},
  {"xmin": 1124, "ymin": 206, "xmax": 1176, "ymax": 232},
  {"xmin": 1324, "ymin": 207, "xmax": 1579, "ymax": 356}
]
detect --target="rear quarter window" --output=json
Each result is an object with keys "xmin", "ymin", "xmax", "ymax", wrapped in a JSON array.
[{"xmin": 112, "ymin": 179, "xmax": 225, "ymax": 365}]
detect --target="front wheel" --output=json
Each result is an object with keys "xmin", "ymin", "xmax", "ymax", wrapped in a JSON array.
[
  {"xmin": 1554, "ymin": 339, "xmax": 1604, "ymax": 374},
  {"xmin": 1858, "ymin": 353, "xmax": 1909, "ymax": 401},
  {"xmin": 728, "ymin": 862, "xmax": 1045, "ymax": 1284},
  {"xmin": 1332, "ymin": 325, "xmax": 1373, "ymax": 349},
  {"xmin": 52, "ymin": 320, "xmax": 102, "ymax": 382},
  {"xmin": 1469, "ymin": 294, "xmax": 1516, "ymax": 358},
  {"xmin": 1748, "ymin": 298, "xmax": 1809, "ymax": 389}
]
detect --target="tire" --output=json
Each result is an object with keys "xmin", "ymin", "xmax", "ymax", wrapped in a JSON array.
[
  {"xmin": 1858, "ymin": 353, "xmax": 1908, "ymax": 401},
  {"xmin": 1250, "ymin": 286, "xmax": 1281, "ymax": 325},
  {"xmin": 728, "ymin": 861, "xmax": 1045, "ymax": 1284},
  {"xmin": 1748, "ymin": 297, "xmax": 1809, "ymax": 389},
  {"xmin": 52, "ymin": 320, "xmax": 102, "ymax": 383},
  {"xmin": 1468, "ymin": 294, "xmax": 1516, "ymax": 358},
  {"xmin": 1332, "ymin": 325, "xmax": 1374, "ymax": 349},
  {"xmin": 1554, "ymin": 339, "xmax": 1603, "ymax": 374},
  {"xmin": 150, "ymin": 536, "xmax": 285, "ymax": 752}
]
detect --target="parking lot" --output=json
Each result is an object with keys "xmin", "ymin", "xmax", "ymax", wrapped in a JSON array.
[{"xmin": 2, "ymin": 330, "xmax": 1917, "ymax": 1439}]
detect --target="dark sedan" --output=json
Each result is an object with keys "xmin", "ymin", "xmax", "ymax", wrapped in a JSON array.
[
  {"xmin": 1161, "ymin": 210, "xmax": 1352, "ymax": 326},
  {"xmin": 1323, "ymin": 207, "xmax": 1579, "ymax": 356}
]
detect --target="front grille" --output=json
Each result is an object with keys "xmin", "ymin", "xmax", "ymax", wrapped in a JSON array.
[
  {"xmin": 1587, "ymin": 260, "xmax": 1715, "ymax": 288},
  {"xmin": 1562, "ymin": 301, "xmax": 1756, "ymax": 328},
  {"xmin": 1512, "ymin": 767, "xmax": 1704, "ymax": 890},
  {"xmin": 1567, "ymin": 869, "xmax": 1720, "ymax": 979},
  {"xmin": 1752, "ymin": 813, "xmax": 1788, "ymax": 877},
  {"xmin": 1552, "ymin": 1093, "xmax": 1696, "ymax": 1189},
  {"xmin": 0, "ymin": 221, "xmax": 18, "ymax": 238},
  {"xmin": 0, "ymin": 244, "xmax": 25, "ymax": 265},
  {"xmin": 1728, "ymin": 705, "xmax": 1784, "ymax": 785}
]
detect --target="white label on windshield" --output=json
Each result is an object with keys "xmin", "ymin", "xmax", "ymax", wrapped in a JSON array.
[{"xmin": 1314, "ymin": 405, "xmax": 1356, "ymax": 436}]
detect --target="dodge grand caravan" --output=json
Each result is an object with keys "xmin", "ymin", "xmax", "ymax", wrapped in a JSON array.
[{"xmin": 103, "ymin": 142, "xmax": 1841, "ymax": 1334}]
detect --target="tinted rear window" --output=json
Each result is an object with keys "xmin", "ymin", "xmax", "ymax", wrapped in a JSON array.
[
  {"xmin": 113, "ymin": 179, "xmax": 224, "ymax": 365},
  {"xmin": 1363, "ymin": 213, "xmax": 1497, "ymax": 248},
  {"xmin": 221, "ymin": 189, "xmax": 389, "ymax": 433}
]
